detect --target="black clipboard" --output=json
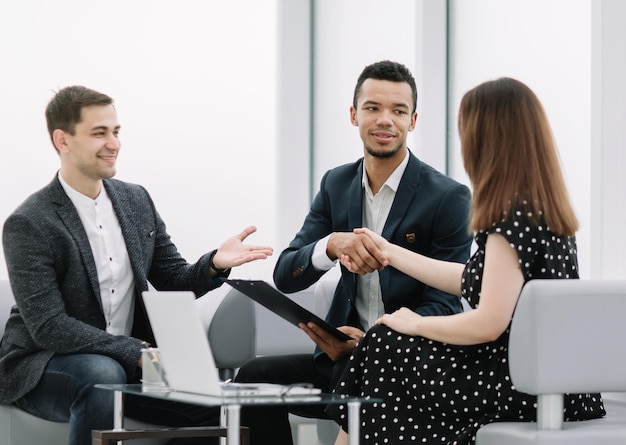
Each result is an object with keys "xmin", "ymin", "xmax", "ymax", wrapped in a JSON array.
[{"xmin": 225, "ymin": 279, "xmax": 351, "ymax": 342}]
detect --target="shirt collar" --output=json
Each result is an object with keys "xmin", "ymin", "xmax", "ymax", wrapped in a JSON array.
[
  {"xmin": 362, "ymin": 149, "xmax": 410, "ymax": 194},
  {"xmin": 58, "ymin": 171, "xmax": 107, "ymax": 208}
]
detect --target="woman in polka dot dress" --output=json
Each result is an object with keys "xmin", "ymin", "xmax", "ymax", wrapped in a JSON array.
[{"xmin": 327, "ymin": 77, "xmax": 605, "ymax": 445}]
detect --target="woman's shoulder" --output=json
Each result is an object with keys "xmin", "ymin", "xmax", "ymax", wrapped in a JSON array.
[
  {"xmin": 482, "ymin": 207, "xmax": 557, "ymax": 252},
  {"xmin": 489, "ymin": 208, "xmax": 544, "ymax": 235},
  {"xmin": 485, "ymin": 207, "xmax": 578, "ymax": 279}
]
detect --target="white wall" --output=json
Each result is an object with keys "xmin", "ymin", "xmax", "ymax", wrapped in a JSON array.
[
  {"xmin": 0, "ymin": 0, "xmax": 279, "ymax": 281},
  {"xmin": 447, "ymin": 0, "xmax": 593, "ymax": 276},
  {"xmin": 275, "ymin": 0, "xmax": 314, "ymax": 251},
  {"xmin": 591, "ymin": 0, "xmax": 626, "ymax": 278}
]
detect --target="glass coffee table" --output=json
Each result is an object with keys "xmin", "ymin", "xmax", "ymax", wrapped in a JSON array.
[{"xmin": 93, "ymin": 383, "xmax": 379, "ymax": 445}]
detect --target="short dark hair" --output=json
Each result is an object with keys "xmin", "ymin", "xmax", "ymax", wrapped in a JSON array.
[
  {"xmin": 45, "ymin": 85, "xmax": 113, "ymax": 149},
  {"xmin": 353, "ymin": 60, "xmax": 418, "ymax": 113}
]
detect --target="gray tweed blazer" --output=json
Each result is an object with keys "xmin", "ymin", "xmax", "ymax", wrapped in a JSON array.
[{"xmin": 0, "ymin": 175, "xmax": 219, "ymax": 404}]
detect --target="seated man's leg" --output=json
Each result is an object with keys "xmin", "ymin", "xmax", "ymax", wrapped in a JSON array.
[
  {"xmin": 16, "ymin": 354, "xmax": 126, "ymax": 445},
  {"xmin": 235, "ymin": 354, "xmax": 331, "ymax": 445}
]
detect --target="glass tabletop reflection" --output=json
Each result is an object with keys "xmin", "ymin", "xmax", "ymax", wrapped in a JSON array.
[{"xmin": 95, "ymin": 383, "xmax": 380, "ymax": 407}]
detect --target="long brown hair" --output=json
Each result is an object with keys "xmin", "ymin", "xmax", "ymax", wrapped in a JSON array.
[{"xmin": 458, "ymin": 77, "xmax": 578, "ymax": 235}]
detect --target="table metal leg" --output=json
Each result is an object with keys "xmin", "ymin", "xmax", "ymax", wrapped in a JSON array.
[
  {"xmin": 348, "ymin": 401, "xmax": 361, "ymax": 445},
  {"xmin": 220, "ymin": 406, "xmax": 227, "ymax": 445},
  {"xmin": 113, "ymin": 390, "xmax": 124, "ymax": 445},
  {"xmin": 226, "ymin": 404, "xmax": 241, "ymax": 445}
]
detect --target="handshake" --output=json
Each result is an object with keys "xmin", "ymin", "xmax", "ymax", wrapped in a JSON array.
[{"xmin": 327, "ymin": 228, "xmax": 391, "ymax": 275}]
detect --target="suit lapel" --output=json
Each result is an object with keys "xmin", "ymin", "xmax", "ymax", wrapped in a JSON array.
[
  {"xmin": 381, "ymin": 153, "xmax": 421, "ymax": 240},
  {"xmin": 49, "ymin": 178, "xmax": 102, "ymax": 308},
  {"xmin": 104, "ymin": 180, "xmax": 147, "ymax": 289},
  {"xmin": 348, "ymin": 160, "xmax": 365, "ymax": 230},
  {"xmin": 379, "ymin": 153, "xmax": 421, "ymax": 293}
]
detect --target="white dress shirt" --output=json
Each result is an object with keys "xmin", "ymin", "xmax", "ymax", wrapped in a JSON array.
[{"xmin": 59, "ymin": 173, "xmax": 135, "ymax": 335}]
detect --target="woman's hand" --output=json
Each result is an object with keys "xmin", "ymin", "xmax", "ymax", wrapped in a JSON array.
[{"xmin": 376, "ymin": 307, "xmax": 422, "ymax": 336}]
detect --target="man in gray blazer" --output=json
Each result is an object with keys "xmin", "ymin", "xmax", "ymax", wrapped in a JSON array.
[
  {"xmin": 235, "ymin": 60, "xmax": 473, "ymax": 444},
  {"xmin": 0, "ymin": 85, "xmax": 273, "ymax": 445}
]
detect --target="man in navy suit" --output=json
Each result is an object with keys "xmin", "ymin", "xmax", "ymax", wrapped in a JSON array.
[
  {"xmin": 235, "ymin": 60, "xmax": 473, "ymax": 444},
  {"xmin": 0, "ymin": 85, "xmax": 273, "ymax": 445}
]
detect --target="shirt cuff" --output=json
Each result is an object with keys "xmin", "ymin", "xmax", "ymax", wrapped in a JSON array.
[{"xmin": 311, "ymin": 234, "xmax": 337, "ymax": 271}]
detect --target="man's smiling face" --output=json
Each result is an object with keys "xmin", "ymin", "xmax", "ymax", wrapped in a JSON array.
[
  {"xmin": 56, "ymin": 104, "xmax": 121, "ymax": 195},
  {"xmin": 350, "ymin": 78, "xmax": 417, "ymax": 159}
]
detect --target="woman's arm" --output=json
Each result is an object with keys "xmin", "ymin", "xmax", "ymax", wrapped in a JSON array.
[
  {"xmin": 374, "ymin": 233, "xmax": 524, "ymax": 345},
  {"xmin": 341, "ymin": 227, "xmax": 465, "ymax": 296}
]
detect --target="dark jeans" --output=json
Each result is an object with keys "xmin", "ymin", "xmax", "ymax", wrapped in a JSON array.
[
  {"xmin": 16, "ymin": 354, "xmax": 220, "ymax": 445},
  {"xmin": 234, "ymin": 353, "xmax": 346, "ymax": 445}
]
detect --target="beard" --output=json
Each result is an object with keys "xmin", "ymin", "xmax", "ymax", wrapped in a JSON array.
[{"xmin": 365, "ymin": 142, "xmax": 403, "ymax": 158}]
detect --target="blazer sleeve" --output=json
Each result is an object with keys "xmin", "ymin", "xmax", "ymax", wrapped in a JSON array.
[
  {"xmin": 143, "ymin": 204, "xmax": 217, "ymax": 295},
  {"xmin": 107, "ymin": 181, "xmax": 218, "ymax": 297},
  {"xmin": 273, "ymin": 170, "xmax": 337, "ymax": 293}
]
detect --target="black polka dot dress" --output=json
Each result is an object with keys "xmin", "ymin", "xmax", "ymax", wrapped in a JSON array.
[{"xmin": 327, "ymin": 209, "xmax": 605, "ymax": 444}]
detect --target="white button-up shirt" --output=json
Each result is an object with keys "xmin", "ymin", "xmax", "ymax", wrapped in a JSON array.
[{"xmin": 59, "ymin": 173, "xmax": 135, "ymax": 335}]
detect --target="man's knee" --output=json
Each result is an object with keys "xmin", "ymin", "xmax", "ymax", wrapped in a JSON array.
[
  {"xmin": 236, "ymin": 354, "xmax": 320, "ymax": 387},
  {"xmin": 71, "ymin": 354, "xmax": 127, "ymax": 386},
  {"xmin": 236, "ymin": 356, "xmax": 279, "ymax": 382}
]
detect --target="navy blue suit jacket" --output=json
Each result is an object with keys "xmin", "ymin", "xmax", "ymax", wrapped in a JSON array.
[{"xmin": 273, "ymin": 152, "xmax": 472, "ymax": 376}]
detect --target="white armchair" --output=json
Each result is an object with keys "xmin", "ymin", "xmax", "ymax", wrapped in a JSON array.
[{"xmin": 476, "ymin": 279, "xmax": 626, "ymax": 445}]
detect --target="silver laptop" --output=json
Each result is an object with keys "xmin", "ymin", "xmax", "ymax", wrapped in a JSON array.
[{"xmin": 141, "ymin": 290, "xmax": 321, "ymax": 397}]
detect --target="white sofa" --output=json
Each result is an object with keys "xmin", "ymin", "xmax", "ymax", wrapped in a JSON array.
[{"xmin": 0, "ymin": 279, "xmax": 256, "ymax": 445}]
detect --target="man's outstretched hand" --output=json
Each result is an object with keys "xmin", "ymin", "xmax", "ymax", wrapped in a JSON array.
[{"xmin": 211, "ymin": 226, "xmax": 273, "ymax": 270}]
